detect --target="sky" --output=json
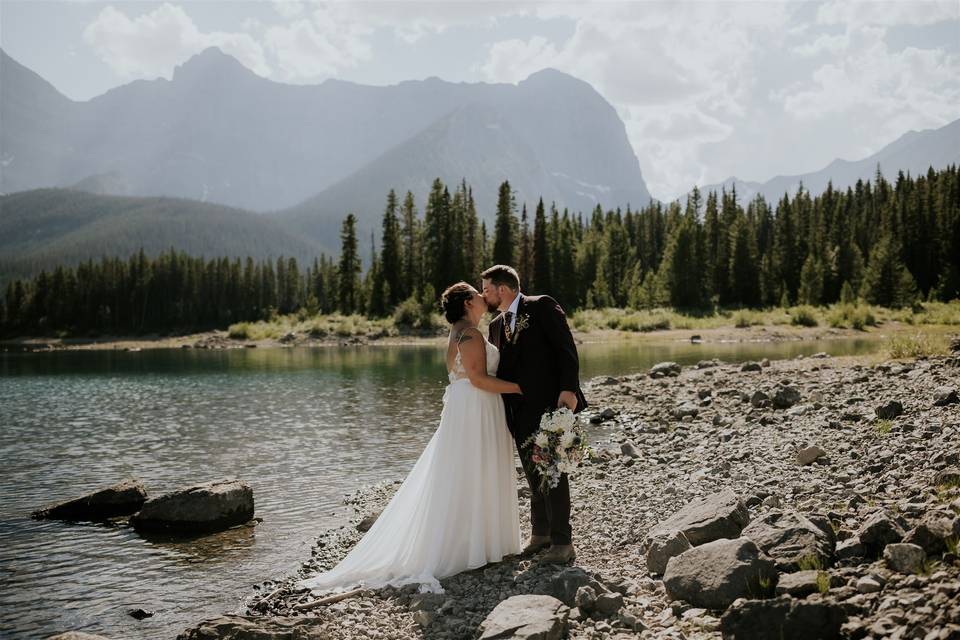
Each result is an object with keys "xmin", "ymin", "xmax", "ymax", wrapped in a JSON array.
[{"xmin": 1, "ymin": 0, "xmax": 958, "ymax": 201}]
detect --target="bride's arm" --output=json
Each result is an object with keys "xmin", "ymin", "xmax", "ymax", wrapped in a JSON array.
[{"xmin": 458, "ymin": 328, "xmax": 521, "ymax": 394}]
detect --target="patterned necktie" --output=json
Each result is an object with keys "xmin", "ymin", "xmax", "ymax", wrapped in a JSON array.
[{"xmin": 503, "ymin": 311, "xmax": 514, "ymax": 342}]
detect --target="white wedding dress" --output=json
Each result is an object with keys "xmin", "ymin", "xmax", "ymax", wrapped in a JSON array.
[{"xmin": 298, "ymin": 337, "xmax": 521, "ymax": 594}]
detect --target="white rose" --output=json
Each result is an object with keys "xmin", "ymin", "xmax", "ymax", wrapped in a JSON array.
[
  {"xmin": 560, "ymin": 431, "xmax": 577, "ymax": 449},
  {"xmin": 534, "ymin": 432, "xmax": 551, "ymax": 448}
]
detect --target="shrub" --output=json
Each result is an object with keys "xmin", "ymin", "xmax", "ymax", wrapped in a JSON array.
[
  {"xmin": 886, "ymin": 333, "xmax": 948, "ymax": 359},
  {"xmin": 228, "ymin": 323, "xmax": 251, "ymax": 339},
  {"xmin": 790, "ymin": 305, "xmax": 819, "ymax": 327}
]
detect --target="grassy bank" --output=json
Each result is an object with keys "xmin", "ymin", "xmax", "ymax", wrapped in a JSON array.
[{"xmin": 568, "ymin": 300, "xmax": 960, "ymax": 333}]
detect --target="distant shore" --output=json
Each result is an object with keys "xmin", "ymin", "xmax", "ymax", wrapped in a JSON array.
[{"xmin": 2, "ymin": 321, "xmax": 955, "ymax": 354}]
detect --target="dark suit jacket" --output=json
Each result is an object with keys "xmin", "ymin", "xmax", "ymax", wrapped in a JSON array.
[{"xmin": 489, "ymin": 294, "xmax": 587, "ymax": 441}]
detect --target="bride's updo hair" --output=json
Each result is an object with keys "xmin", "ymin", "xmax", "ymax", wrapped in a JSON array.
[{"xmin": 441, "ymin": 282, "xmax": 474, "ymax": 324}]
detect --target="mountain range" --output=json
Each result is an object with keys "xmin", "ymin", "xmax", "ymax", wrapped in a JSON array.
[
  {"xmin": 1, "ymin": 46, "xmax": 958, "ymax": 280},
  {"xmin": 0, "ymin": 46, "xmax": 651, "ymax": 254},
  {"xmin": 697, "ymin": 118, "xmax": 960, "ymax": 203}
]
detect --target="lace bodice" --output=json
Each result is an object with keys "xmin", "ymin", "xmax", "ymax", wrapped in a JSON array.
[{"xmin": 448, "ymin": 337, "xmax": 500, "ymax": 383}]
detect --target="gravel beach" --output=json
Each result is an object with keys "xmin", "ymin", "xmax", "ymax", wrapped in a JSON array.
[{"xmin": 178, "ymin": 351, "xmax": 960, "ymax": 640}]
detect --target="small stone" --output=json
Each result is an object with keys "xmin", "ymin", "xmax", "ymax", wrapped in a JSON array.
[
  {"xmin": 750, "ymin": 390, "xmax": 769, "ymax": 408},
  {"xmin": 933, "ymin": 386, "xmax": 959, "ymax": 406},
  {"xmin": 620, "ymin": 441, "xmax": 640, "ymax": 458},
  {"xmin": 774, "ymin": 570, "xmax": 821, "ymax": 597},
  {"xmin": 796, "ymin": 444, "xmax": 826, "ymax": 466},
  {"xmin": 934, "ymin": 467, "xmax": 960, "ymax": 487},
  {"xmin": 741, "ymin": 361, "xmax": 762, "ymax": 372},
  {"xmin": 856, "ymin": 575, "xmax": 883, "ymax": 593},
  {"xmin": 357, "ymin": 511, "xmax": 380, "ymax": 532},
  {"xmin": 650, "ymin": 361, "xmax": 681, "ymax": 378},
  {"xmin": 673, "ymin": 402, "xmax": 699, "ymax": 419},
  {"xmin": 883, "ymin": 542, "xmax": 926, "ymax": 574}
]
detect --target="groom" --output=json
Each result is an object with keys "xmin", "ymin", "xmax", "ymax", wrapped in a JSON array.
[{"xmin": 481, "ymin": 264, "xmax": 587, "ymax": 564}]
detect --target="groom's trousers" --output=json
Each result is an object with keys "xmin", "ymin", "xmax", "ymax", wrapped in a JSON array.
[{"xmin": 516, "ymin": 437, "xmax": 572, "ymax": 546}]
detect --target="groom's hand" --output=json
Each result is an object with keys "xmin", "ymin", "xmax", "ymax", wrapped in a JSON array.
[{"xmin": 557, "ymin": 390, "xmax": 577, "ymax": 412}]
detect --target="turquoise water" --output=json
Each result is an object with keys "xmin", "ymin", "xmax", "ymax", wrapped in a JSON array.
[{"xmin": 0, "ymin": 337, "xmax": 882, "ymax": 639}]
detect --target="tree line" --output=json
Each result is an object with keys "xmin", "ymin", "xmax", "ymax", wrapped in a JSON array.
[{"xmin": 2, "ymin": 166, "xmax": 958, "ymax": 336}]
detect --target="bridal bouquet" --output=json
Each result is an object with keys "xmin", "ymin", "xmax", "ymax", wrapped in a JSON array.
[{"xmin": 523, "ymin": 407, "xmax": 590, "ymax": 491}]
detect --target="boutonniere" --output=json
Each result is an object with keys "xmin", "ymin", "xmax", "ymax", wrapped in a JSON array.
[{"xmin": 508, "ymin": 313, "xmax": 531, "ymax": 344}]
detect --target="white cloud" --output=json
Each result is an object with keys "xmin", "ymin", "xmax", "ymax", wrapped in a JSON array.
[
  {"xmin": 477, "ymin": 1, "xmax": 793, "ymax": 198},
  {"xmin": 816, "ymin": 0, "xmax": 958, "ymax": 26},
  {"xmin": 83, "ymin": 3, "xmax": 270, "ymax": 79},
  {"xmin": 776, "ymin": 23, "xmax": 960, "ymax": 145},
  {"xmin": 264, "ymin": 4, "xmax": 374, "ymax": 80}
]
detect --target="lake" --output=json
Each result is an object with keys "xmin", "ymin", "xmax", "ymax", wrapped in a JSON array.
[{"xmin": 0, "ymin": 336, "xmax": 883, "ymax": 639}]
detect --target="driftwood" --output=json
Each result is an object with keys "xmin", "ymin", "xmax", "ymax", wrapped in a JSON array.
[{"xmin": 292, "ymin": 588, "xmax": 365, "ymax": 611}]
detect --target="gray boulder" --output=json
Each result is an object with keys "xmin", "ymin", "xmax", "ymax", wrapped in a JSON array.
[
  {"xmin": 650, "ymin": 361, "xmax": 681, "ymax": 378},
  {"xmin": 177, "ymin": 615, "xmax": 328, "ymax": 639},
  {"xmin": 883, "ymin": 543, "xmax": 926, "ymax": 574},
  {"xmin": 835, "ymin": 536, "xmax": 866, "ymax": 561},
  {"xmin": 477, "ymin": 594, "xmax": 569, "ymax": 640},
  {"xmin": 663, "ymin": 537, "xmax": 776, "ymax": 609},
  {"xmin": 644, "ymin": 529, "xmax": 693, "ymax": 575},
  {"xmin": 741, "ymin": 510, "xmax": 835, "ymax": 571},
  {"xmin": 772, "ymin": 386, "xmax": 801, "ymax": 409},
  {"xmin": 720, "ymin": 596, "xmax": 847, "ymax": 639},
  {"xmin": 934, "ymin": 467, "xmax": 960, "ymax": 486},
  {"xmin": 903, "ymin": 510, "xmax": 956, "ymax": 555},
  {"xmin": 131, "ymin": 479, "xmax": 254, "ymax": 534},
  {"xmin": 874, "ymin": 400, "xmax": 904, "ymax": 419},
  {"xmin": 933, "ymin": 386, "xmax": 959, "ymax": 406},
  {"xmin": 548, "ymin": 567, "xmax": 603, "ymax": 607},
  {"xmin": 857, "ymin": 511, "xmax": 906, "ymax": 555},
  {"xmin": 648, "ymin": 488, "xmax": 750, "ymax": 547},
  {"xmin": 32, "ymin": 478, "xmax": 147, "ymax": 521}
]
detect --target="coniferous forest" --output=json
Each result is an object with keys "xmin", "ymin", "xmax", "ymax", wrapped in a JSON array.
[{"xmin": 2, "ymin": 166, "xmax": 958, "ymax": 337}]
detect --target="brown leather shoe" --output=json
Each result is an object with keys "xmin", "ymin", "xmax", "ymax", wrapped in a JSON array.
[
  {"xmin": 540, "ymin": 544, "xmax": 576, "ymax": 564},
  {"xmin": 520, "ymin": 535, "xmax": 551, "ymax": 557}
]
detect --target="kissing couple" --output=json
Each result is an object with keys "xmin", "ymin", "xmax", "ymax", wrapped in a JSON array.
[{"xmin": 299, "ymin": 264, "xmax": 587, "ymax": 594}]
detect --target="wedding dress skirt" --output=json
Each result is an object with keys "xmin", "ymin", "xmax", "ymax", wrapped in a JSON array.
[{"xmin": 298, "ymin": 340, "xmax": 521, "ymax": 594}]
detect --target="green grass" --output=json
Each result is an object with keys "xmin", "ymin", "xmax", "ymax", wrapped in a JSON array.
[
  {"xmin": 816, "ymin": 571, "xmax": 831, "ymax": 595},
  {"xmin": 227, "ymin": 312, "xmax": 430, "ymax": 342},
  {"xmin": 796, "ymin": 554, "xmax": 824, "ymax": 571},
  {"xmin": 569, "ymin": 300, "xmax": 960, "ymax": 334},
  {"xmin": 945, "ymin": 536, "xmax": 959, "ymax": 555},
  {"xmin": 874, "ymin": 419, "xmax": 893, "ymax": 436},
  {"xmin": 886, "ymin": 332, "xmax": 950, "ymax": 358}
]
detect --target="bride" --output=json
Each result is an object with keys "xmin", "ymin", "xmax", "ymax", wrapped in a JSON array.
[{"xmin": 297, "ymin": 282, "xmax": 522, "ymax": 594}]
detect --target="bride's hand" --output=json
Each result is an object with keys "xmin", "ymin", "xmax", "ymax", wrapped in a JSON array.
[{"xmin": 513, "ymin": 382, "xmax": 523, "ymax": 395}]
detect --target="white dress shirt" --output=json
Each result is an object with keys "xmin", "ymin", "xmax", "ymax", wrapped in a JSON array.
[{"xmin": 505, "ymin": 291, "xmax": 521, "ymax": 332}]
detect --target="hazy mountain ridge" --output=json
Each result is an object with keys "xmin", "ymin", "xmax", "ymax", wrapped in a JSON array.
[
  {"xmin": 696, "ymin": 118, "xmax": 960, "ymax": 203},
  {"xmin": 0, "ymin": 189, "xmax": 321, "ymax": 281},
  {"xmin": 0, "ymin": 48, "xmax": 652, "ymax": 221}
]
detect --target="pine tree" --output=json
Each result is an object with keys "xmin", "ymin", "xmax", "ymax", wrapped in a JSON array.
[
  {"xmin": 532, "ymin": 198, "xmax": 552, "ymax": 294},
  {"xmin": 518, "ymin": 204, "xmax": 533, "ymax": 289},
  {"xmin": 380, "ymin": 189, "xmax": 403, "ymax": 308},
  {"xmin": 400, "ymin": 190, "xmax": 419, "ymax": 300},
  {"xmin": 337, "ymin": 214, "xmax": 361, "ymax": 314},
  {"xmin": 492, "ymin": 180, "xmax": 517, "ymax": 266}
]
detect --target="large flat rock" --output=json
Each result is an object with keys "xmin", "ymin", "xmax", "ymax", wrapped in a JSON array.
[
  {"xmin": 176, "ymin": 615, "xmax": 329, "ymax": 639},
  {"xmin": 663, "ymin": 537, "xmax": 776, "ymax": 610},
  {"xmin": 32, "ymin": 478, "xmax": 147, "ymax": 521},
  {"xmin": 131, "ymin": 479, "xmax": 253, "ymax": 534},
  {"xmin": 647, "ymin": 488, "xmax": 750, "ymax": 547},
  {"xmin": 720, "ymin": 596, "xmax": 847, "ymax": 639},
  {"xmin": 478, "ymin": 594, "xmax": 569, "ymax": 640}
]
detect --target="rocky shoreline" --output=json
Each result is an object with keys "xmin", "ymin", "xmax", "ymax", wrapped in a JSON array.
[
  {"xmin": 2, "ymin": 323, "xmax": 906, "ymax": 354},
  {"xmin": 175, "ymin": 351, "xmax": 960, "ymax": 640}
]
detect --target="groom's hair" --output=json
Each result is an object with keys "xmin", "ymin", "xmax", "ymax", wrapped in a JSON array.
[{"xmin": 481, "ymin": 265, "xmax": 519, "ymax": 291}]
